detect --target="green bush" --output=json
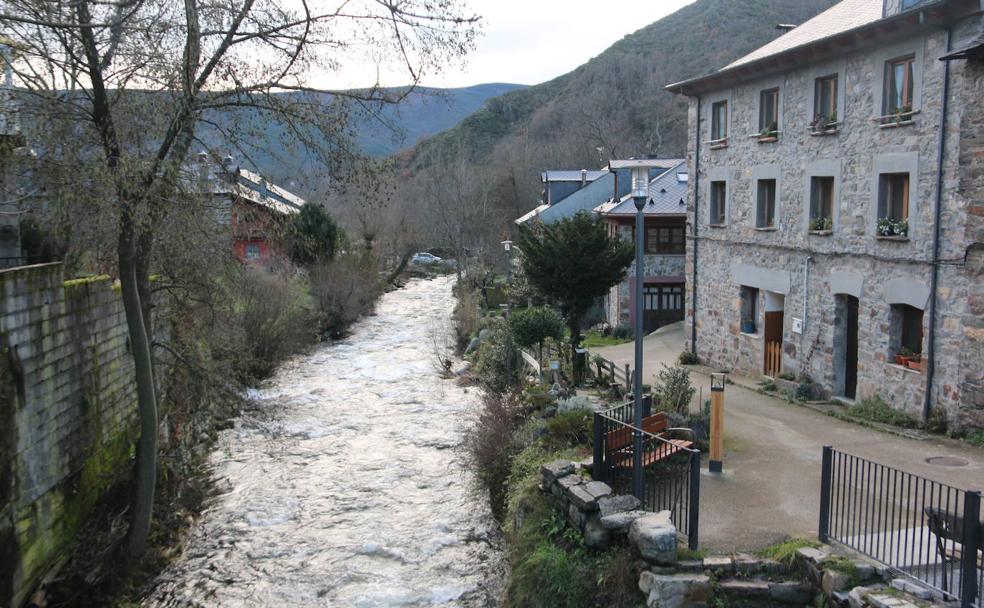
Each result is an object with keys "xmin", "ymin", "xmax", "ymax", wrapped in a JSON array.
[
  {"xmin": 544, "ymin": 410, "xmax": 592, "ymax": 449},
  {"xmin": 847, "ymin": 396, "xmax": 920, "ymax": 428},
  {"xmin": 653, "ymin": 363, "xmax": 696, "ymax": 414},
  {"xmin": 520, "ymin": 383, "xmax": 557, "ymax": 412},
  {"xmin": 678, "ymin": 350, "xmax": 699, "ymax": 365},
  {"xmin": 509, "ymin": 306, "xmax": 565, "ymax": 363},
  {"xmin": 611, "ymin": 324, "xmax": 633, "ymax": 340},
  {"xmin": 473, "ymin": 320, "xmax": 520, "ymax": 394}
]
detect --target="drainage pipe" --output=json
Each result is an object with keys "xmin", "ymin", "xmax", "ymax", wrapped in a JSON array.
[{"xmin": 922, "ymin": 27, "xmax": 951, "ymax": 422}]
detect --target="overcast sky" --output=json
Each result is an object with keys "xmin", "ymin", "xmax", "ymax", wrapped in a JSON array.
[
  {"xmin": 322, "ymin": 0, "xmax": 697, "ymax": 89},
  {"xmin": 435, "ymin": 0, "xmax": 696, "ymax": 87}
]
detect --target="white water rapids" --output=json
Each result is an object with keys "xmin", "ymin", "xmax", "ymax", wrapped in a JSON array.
[{"xmin": 145, "ymin": 276, "xmax": 504, "ymax": 607}]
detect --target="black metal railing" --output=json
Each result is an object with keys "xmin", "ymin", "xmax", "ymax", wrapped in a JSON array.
[
  {"xmin": 593, "ymin": 401, "xmax": 700, "ymax": 550},
  {"xmin": 819, "ymin": 446, "xmax": 982, "ymax": 607}
]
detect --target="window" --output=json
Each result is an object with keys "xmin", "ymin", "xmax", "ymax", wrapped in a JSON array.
[
  {"xmin": 877, "ymin": 173, "xmax": 909, "ymax": 237},
  {"xmin": 711, "ymin": 100, "xmax": 728, "ymax": 141},
  {"xmin": 814, "ymin": 75, "xmax": 838, "ymax": 126},
  {"xmin": 756, "ymin": 179, "xmax": 777, "ymax": 228},
  {"xmin": 740, "ymin": 286, "xmax": 758, "ymax": 333},
  {"xmin": 644, "ymin": 285, "xmax": 684, "ymax": 311},
  {"xmin": 645, "ymin": 226, "xmax": 685, "ymax": 254},
  {"xmin": 809, "ymin": 176, "xmax": 835, "ymax": 231},
  {"xmin": 709, "ymin": 181, "xmax": 727, "ymax": 226},
  {"xmin": 884, "ymin": 56, "xmax": 914, "ymax": 115},
  {"xmin": 891, "ymin": 304, "xmax": 923, "ymax": 356},
  {"xmin": 759, "ymin": 88, "xmax": 779, "ymax": 134},
  {"xmin": 245, "ymin": 242, "xmax": 261, "ymax": 260}
]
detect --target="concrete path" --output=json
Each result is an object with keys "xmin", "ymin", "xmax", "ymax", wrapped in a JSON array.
[{"xmin": 590, "ymin": 324, "xmax": 984, "ymax": 552}]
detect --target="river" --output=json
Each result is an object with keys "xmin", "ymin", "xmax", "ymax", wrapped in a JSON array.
[{"xmin": 145, "ymin": 276, "xmax": 504, "ymax": 607}]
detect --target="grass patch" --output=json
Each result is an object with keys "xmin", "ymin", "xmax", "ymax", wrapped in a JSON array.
[
  {"xmin": 678, "ymin": 547, "xmax": 707, "ymax": 561},
  {"xmin": 846, "ymin": 396, "xmax": 920, "ymax": 428},
  {"xmin": 964, "ymin": 431, "xmax": 984, "ymax": 448},
  {"xmin": 757, "ymin": 538, "xmax": 821, "ymax": 565},
  {"xmin": 581, "ymin": 330, "xmax": 632, "ymax": 348}
]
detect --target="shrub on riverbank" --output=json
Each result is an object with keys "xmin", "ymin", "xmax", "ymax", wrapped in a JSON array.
[
  {"xmin": 472, "ymin": 319, "xmax": 520, "ymax": 394},
  {"xmin": 309, "ymin": 253, "xmax": 385, "ymax": 339}
]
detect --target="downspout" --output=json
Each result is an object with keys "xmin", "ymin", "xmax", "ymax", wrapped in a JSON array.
[
  {"xmin": 691, "ymin": 97, "xmax": 702, "ymax": 355},
  {"xmin": 922, "ymin": 26, "xmax": 951, "ymax": 422}
]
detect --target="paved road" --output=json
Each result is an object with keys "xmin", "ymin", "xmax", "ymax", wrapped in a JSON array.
[{"xmin": 590, "ymin": 324, "xmax": 984, "ymax": 552}]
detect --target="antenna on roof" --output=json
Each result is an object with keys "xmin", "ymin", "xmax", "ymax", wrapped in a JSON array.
[{"xmin": 775, "ymin": 23, "xmax": 797, "ymax": 32}]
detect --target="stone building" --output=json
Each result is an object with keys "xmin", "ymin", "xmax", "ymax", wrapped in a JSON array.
[
  {"xmin": 667, "ymin": 0, "xmax": 983, "ymax": 430},
  {"xmin": 596, "ymin": 160, "xmax": 688, "ymax": 333}
]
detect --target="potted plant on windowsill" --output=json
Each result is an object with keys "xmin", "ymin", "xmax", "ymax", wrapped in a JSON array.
[
  {"xmin": 810, "ymin": 111, "xmax": 838, "ymax": 134},
  {"xmin": 809, "ymin": 217, "xmax": 832, "ymax": 234},
  {"xmin": 758, "ymin": 121, "xmax": 778, "ymax": 142},
  {"xmin": 741, "ymin": 318, "xmax": 756, "ymax": 334},
  {"xmin": 882, "ymin": 104, "xmax": 914, "ymax": 126},
  {"xmin": 895, "ymin": 346, "xmax": 916, "ymax": 366},
  {"xmin": 877, "ymin": 217, "xmax": 908, "ymax": 239}
]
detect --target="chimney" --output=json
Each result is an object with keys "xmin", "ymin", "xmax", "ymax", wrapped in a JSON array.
[
  {"xmin": 580, "ymin": 169, "xmax": 587, "ymax": 187},
  {"xmin": 222, "ymin": 154, "xmax": 238, "ymax": 181},
  {"xmin": 196, "ymin": 150, "xmax": 209, "ymax": 182}
]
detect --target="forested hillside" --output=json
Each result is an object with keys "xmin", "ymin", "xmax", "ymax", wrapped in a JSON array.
[{"xmin": 390, "ymin": 0, "xmax": 839, "ymax": 258}]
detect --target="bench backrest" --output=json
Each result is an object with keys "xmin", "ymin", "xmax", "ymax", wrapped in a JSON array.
[
  {"xmin": 925, "ymin": 506, "xmax": 984, "ymax": 544},
  {"xmin": 605, "ymin": 412, "xmax": 669, "ymax": 451}
]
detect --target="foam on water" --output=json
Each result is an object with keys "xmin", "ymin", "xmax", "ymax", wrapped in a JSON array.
[{"xmin": 143, "ymin": 277, "xmax": 504, "ymax": 607}]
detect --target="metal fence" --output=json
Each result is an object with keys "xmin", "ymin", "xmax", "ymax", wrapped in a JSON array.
[
  {"xmin": 819, "ymin": 446, "xmax": 982, "ymax": 607},
  {"xmin": 593, "ymin": 401, "xmax": 700, "ymax": 550}
]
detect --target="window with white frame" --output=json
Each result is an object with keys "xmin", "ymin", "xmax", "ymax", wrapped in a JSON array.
[{"xmin": 711, "ymin": 100, "xmax": 728, "ymax": 142}]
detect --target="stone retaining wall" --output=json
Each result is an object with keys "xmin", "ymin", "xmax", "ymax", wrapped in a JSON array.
[{"xmin": 1, "ymin": 263, "xmax": 140, "ymax": 608}]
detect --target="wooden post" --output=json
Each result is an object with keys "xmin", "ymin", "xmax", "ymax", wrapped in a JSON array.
[
  {"xmin": 709, "ymin": 373, "xmax": 725, "ymax": 473},
  {"xmin": 624, "ymin": 363, "xmax": 631, "ymax": 394}
]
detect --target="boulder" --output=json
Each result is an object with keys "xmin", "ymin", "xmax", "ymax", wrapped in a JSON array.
[
  {"xmin": 584, "ymin": 515, "xmax": 611, "ymax": 549},
  {"xmin": 541, "ymin": 460, "xmax": 575, "ymax": 486},
  {"xmin": 600, "ymin": 509, "xmax": 648, "ymax": 532},
  {"xmin": 566, "ymin": 480, "xmax": 612, "ymax": 511},
  {"xmin": 598, "ymin": 494, "xmax": 642, "ymax": 518},
  {"xmin": 552, "ymin": 473, "xmax": 582, "ymax": 497},
  {"xmin": 821, "ymin": 569, "xmax": 852, "ymax": 595},
  {"xmin": 639, "ymin": 572, "xmax": 711, "ymax": 608},
  {"xmin": 628, "ymin": 511, "xmax": 677, "ymax": 565}
]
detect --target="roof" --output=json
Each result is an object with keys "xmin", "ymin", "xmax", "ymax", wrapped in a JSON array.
[
  {"xmin": 600, "ymin": 161, "xmax": 688, "ymax": 217},
  {"xmin": 202, "ymin": 163, "xmax": 306, "ymax": 215},
  {"xmin": 666, "ymin": 0, "xmax": 951, "ymax": 95},
  {"xmin": 514, "ymin": 204, "xmax": 549, "ymax": 225},
  {"xmin": 535, "ymin": 173, "xmax": 616, "ymax": 224},
  {"xmin": 541, "ymin": 170, "xmax": 607, "ymax": 183},
  {"xmin": 725, "ymin": 0, "xmax": 884, "ymax": 70},
  {"xmin": 607, "ymin": 158, "xmax": 685, "ymax": 171}
]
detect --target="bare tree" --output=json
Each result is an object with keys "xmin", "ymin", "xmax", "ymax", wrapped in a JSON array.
[{"xmin": 0, "ymin": 0, "xmax": 477, "ymax": 557}]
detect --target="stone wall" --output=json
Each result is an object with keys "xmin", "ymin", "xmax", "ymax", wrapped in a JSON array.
[
  {"xmin": 0, "ymin": 263, "xmax": 139, "ymax": 608},
  {"xmin": 685, "ymin": 15, "xmax": 983, "ymax": 429}
]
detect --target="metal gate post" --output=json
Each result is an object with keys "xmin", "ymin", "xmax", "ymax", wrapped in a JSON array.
[
  {"xmin": 688, "ymin": 452, "xmax": 701, "ymax": 550},
  {"xmin": 819, "ymin": 445, "xmax": 833, "ymax": 542},
  {"xmin": 593, "ymin": 412, "xmax": 605, "ymax": 483},
  {"xmin": 960, "ymin": 490, "xmax": 981, "ymax": 608}
]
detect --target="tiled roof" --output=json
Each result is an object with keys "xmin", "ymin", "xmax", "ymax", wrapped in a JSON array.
[
  {"xmin": 601, "ymin": 161, "xmax": 688, "ymax": 217},
  {"xmin": 724, "ymin": 0, "xmax": 884, "ymax": 70}
]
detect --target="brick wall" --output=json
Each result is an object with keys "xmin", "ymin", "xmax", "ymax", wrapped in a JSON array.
[{"xmin": 1, "ymin": 263, "xmax": 139, "ymax": 608}]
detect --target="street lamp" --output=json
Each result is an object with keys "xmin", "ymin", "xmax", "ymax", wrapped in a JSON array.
[{"xmin": 630, "ymin": 166, "xmax": 649, "ymax": 500}]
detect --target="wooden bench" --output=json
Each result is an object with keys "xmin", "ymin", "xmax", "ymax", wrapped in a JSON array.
[
  {"xmin": 605, "ymin": 412, "xmax": 695, "ymax": 469},
  {"xmin": 925, "ymin": 506, "xmax": 984, "ymax": 593}
]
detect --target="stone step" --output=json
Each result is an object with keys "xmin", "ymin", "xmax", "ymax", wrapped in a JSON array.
[{"xmin": 717, "ymin": 578, "xmax": 814, "ymax": 606}]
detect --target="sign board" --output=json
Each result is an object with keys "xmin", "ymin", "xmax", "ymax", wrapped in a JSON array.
[
  {"xmin": 549, "ymin": 361, "xmax": 560, "ymax": 370},
  {"xmin": 791, "ymin": 317, "xmax": 804, "ymax": 334}
]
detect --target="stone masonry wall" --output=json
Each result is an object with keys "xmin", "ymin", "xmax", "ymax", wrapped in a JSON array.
[
  {"xmin": 685, "ymin": 16, "xmax": 983, "ymax": 428},
  {"xmin": 0, "ymin": 263, "xmax": 139, "ymax": 608}
]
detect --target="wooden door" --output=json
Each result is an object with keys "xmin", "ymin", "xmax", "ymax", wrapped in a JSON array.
[
  {"xmin": 642, "ymin": 284, "xmax": 684, "ymax": 333},
  {"xmin": 764, "ymin": 310, "xmax": 784, "ymax": 376},
  {"xmin": 845, "ymin": 296, "xmax": 859, "ymax": 399}
]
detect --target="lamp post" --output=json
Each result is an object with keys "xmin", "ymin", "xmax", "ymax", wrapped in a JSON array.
[{"xmin": 630, "ymin": 166, "xmax": 649, "ymax": 500}]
